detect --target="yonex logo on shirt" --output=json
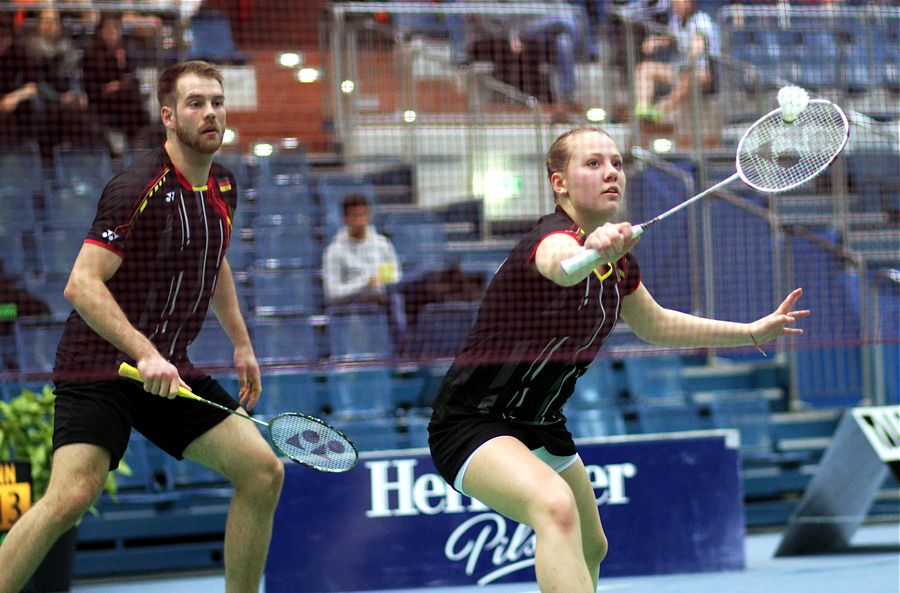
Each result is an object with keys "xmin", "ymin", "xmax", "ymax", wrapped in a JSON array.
[{"xmin": 101, "ymin": 229, "xmax": 120, "ymax": 242}]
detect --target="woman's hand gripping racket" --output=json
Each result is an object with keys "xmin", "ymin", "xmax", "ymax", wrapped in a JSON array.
[
  {"xmin": 118, "ymin": 362, "xmax": 358, "ymax": 473},
  {"xmin": 562, "ymin": 98, "xmax": 851, "ymax": 274}
]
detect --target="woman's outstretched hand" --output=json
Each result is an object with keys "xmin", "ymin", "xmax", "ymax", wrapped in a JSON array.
[{"xmin": 748, "ymin": 288, "xmax": 811, "ymax": 345}]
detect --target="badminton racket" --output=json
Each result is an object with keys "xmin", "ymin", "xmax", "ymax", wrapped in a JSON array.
[
  {"xmin": 118, "ymin": 362, "xmax": 359, "ymax": 473},
  {"xmin": 562, "ymin": 99, "xmax": 850, "ymax": 274}
]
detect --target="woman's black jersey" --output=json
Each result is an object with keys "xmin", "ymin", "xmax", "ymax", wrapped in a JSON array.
[{"xmin": 432, "ymin": 206, "xmax": 641, "ymax": 425}]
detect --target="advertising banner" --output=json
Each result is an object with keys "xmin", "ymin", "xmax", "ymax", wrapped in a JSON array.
[{"xmin": 266, "ymin": 430, "xmax": 744, "ymax": 592}]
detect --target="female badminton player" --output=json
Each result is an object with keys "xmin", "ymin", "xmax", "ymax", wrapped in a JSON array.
[{"xmin": 428, "ymin": 125, "xmax": 809, "ymax": 593}]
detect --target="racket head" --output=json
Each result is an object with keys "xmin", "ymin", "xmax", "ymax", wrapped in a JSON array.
[
  {"xmin": 735, "ymin": 99, "xmax": 849, "ymax": 194},
  {"xmin": 267, "ymin": 412, "xmax": 359, "ymax": 473}
]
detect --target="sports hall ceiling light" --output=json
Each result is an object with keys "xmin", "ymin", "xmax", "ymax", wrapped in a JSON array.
[
  {"xmin": 222, "ymin": 129, "xmax": 236, "ymax": 145},
  {"xmin": 586, "ymin": 108, "xmax": 606, "ymax": 122},
  {"xmin": 279, "ymin": 52, "xmax": 302, "ymax": 68},
  {"xmin": 341, "ymin": 80, "xmax": 355, "ymax": 93},
  {"xmin": 652, "ymin": 138, "xmax": 673, "ymax": 153},
  {"xmin": 281, "ymin": 138, "xmax": 300, "ymax": 149},
  {"xmin": 253, "ymin": 143, "xmax": 274, "ymax": 157},
  {"xmin": 297, "ymin": 68, "xmax": 319, "ymax": 83},
  {"xmin": 403, "ymin": 110, "xmax": 417, "ymax": 123}
]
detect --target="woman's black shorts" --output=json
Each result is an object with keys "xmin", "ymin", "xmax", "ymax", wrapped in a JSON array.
[
  {"xmin": 53, "ymin": 374, "xmax": 239, "ymax": 471},
  {"xmin": 428, "ymin": 409, "xmax": 577, "ymax": 491}
]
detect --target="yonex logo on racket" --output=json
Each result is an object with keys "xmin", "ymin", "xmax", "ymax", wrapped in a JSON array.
[{"xmin": 286, "ymin": 430, "xmax": 348, "ymax": 458}]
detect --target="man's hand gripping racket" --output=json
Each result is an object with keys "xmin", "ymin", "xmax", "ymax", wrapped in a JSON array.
[
  {"xmin": 118, "ymin": 362, "xmax": 359, "ymax": 473},
  {"xmin": 562, "ymin": 98, "xmax": 850, "ymax": 274}
]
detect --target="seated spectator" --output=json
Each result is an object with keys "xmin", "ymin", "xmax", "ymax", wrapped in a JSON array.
[
  {"xmin": 24, "ymin": 8, "xmax": 107, "ymax": 161},
  {"xmin": 0, "ymin": 13, "xmax": 38, "ymax": 146},
  {"xmin": 462, "ymin": 0, "xmax": 589, "ymax": 117},
  {"xmin": 83, "ymin": 13, "xmax": 150, "ymax": 151},
  {"xmin": 322, "ymin": 195, "xmax": 401, "ymax": 306},
  {"xmin": 633, "ymin": 0, "xmax": 719, "ymax": 124}
]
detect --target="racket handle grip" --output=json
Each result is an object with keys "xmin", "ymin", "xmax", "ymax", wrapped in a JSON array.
[
  {"xmin": 118, "ymin": 362, "xmax": 200, "ymax": 400},
  {"xmin": 560, "ymin": 224, "xmax": 645, "ymax": 275}
]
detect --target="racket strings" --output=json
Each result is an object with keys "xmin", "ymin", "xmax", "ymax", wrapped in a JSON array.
[
  {"xmin": 737, "ymin": 102, "xmax": 848, "ymax": 193},
  {"xmin": 268, "ymin": 414, "xmax": 358, "ymax": 472}
]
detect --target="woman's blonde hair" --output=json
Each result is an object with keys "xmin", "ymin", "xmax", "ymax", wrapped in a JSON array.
[{"xmin": 545, "ymin": 126, "xmax": 612, "ymax": 200}]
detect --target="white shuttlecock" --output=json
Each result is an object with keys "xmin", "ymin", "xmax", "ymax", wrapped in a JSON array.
[{"xmin": 777, "ymin": 86, "xmax": 809, "ymax": 123}]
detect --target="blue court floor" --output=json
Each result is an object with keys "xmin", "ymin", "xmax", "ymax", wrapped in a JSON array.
[{"xmin": 71, "ymin": 522, "xmax": 899, "ymax": 593}]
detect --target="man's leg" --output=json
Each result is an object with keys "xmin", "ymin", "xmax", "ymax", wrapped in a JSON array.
[
  {"xmin": 0, "ymin": 444, "xmax": 110, "ymax": 593},
  {"xmin": 183, "ymin": 414, "xmax": 284, "ymax": 593}
]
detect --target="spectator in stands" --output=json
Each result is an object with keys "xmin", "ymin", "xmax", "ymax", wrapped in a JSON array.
[
  {"xmin": 322, "ymin": 194, "xmax": 401, "ymax": 306},
  {"xmin": 83, "ymin": 13, "xmax": 150, "ymax": 152},
  {"xmin": 0, "ymin": 14, "xmax": 38, "ymax": 146},
  {"xmin": 633, "ymin": 0, "xmax": 719, "ymax": 123},
  {"xmin": 428, "ymin": 125, "xmax": 809, "ymax": 593},
  {"xmin": 462, "ymin": 0, "xmax": 588, "ymax": 118},
  {"xmin": 24, "ymin": 8, "xmax": 107, "ymax": 161},
  {"xmin": 0, "ymin": 60, "xmax": 283, "ymax": 593}
]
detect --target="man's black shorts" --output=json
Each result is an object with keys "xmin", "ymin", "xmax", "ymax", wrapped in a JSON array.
[{"xmin": 53, "ymin": 374, "xmax": 240, "ymax": 470}]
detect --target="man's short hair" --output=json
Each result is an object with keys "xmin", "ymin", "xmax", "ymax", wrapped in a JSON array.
[
  {"xmin": 157, "ymin": 60, "xmax": 224, "ymax": 108},
  {"xmin": 342, "ymin": 194, "xmax": 370, "ymax": 216}
]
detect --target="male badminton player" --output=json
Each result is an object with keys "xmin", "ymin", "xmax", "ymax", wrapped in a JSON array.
[
  {"xmin": 428, "ymin": 125, "xmax": 809, "ymax": 593},
  {"xmin": 0, "ymin": 61, "xmax": 283, "ymax": 593}
]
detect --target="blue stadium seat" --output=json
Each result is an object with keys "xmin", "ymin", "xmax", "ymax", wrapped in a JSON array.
[
  {"xmin": 165, "ymin": 456, "xmax": 234, "ymax": 496},
  {"xmin": 43, "ymin": 185, "xmax": 98, "ymax": 227},
  {"xmin": 383, "ymin": 219, "xmax": 449, "ymax": 280},
  {"xmin": 0, "ymin": 233, "xmax": 28, "ymax": 278},
  {"xmin": 847, "ymin": 149, "xmax": 900, "ymax": 215},
  {"xmin": 326, "ymin": 366, "xmax": 399, "ymax": 417},
  {"xmin": 705, "ymin": 391, "xmax": 774, "ymax": 460},
  {"xmin": 187, "ymin": 316, "xmax": 234, "ymax": 370},
  {"xmin": 251, "ymin": 268, "xmax": 322, "ymax": 316},
  {"xmin": 622, "ymin": 355, "xmax": 687, "ymax": 405},
  {"xmin": 0, "ymin": 145, "xmax": 41, "ymax": 237},
  {"xmin": 569, "ymin": 358, "xmax": 620, "ymax": 409},
  {"xmin": 841, "ymin": 29, "xmax": 874, "ymax": 92},
  {"xmin": 24, "ymin": 274, "xmax": 71, "ymax": 322},
  {"xmin": 253, "ymin": 220, "xmax": 321, "ymax": 269},
  {"xmin": 256, "ymin": 371, "xmax": 324, "ymax": 417},
  {"xmin": 14, "ymin": 320, "xmax": 65, "ymax": 374},
  {"xmin": 251, "ymin": 315, "xmax": 320, "ymax": 366},
  {"xmin": 568, "ymin": 407, "xmax": 626, "ymax": 439},
  {"xmin": 254, "ymin": 185, "xmax": 318, "ymax": 227},
  {"xmin": 873, "ymin": 22, "xmax": 899, "ymax": 91},
  {"xmin": 327, "ymin": 304, "xmax": 393, "ymax": 361},
  {"xmin": 331, "ymin": 416, "xmax": 403, "ymax": 451},
  {"xmin": 113, "ymin": 434, "xmax": 181, "ymax": 503},
  {"xmin": 36, "ymin": 223, "xmax": 84, "ymax": 277},
  {"xmin": 185, "ymin": 10, "xmax": 250, "ymax": 64},
  {"xmin": 790, "ymin": 233, "xmax": 863, "ymax": 406},
  {"xmin": 254, "ymin": 147, "xmax": 311, "ymax": 190},
  {"xmin": 794, "ymin": 31, "xmax": 839, "ymax": 89},
  {"xmin": 398, "ymin": 413, "xmax": 431, "ymax": 450},
  {"xmin": 214, "ymin": 150, "xmax": 250, "ymax": 189},
  {"xmin": 52, "ymin": 146, "xmax": 114, "ymax": 199},
  {"xmin": 401, "ymin": 301, "xmax": 478, "ymax": 360},
  {"xmin": 636, "ymin": 401, "xmax": 709, "ymax": 435}
]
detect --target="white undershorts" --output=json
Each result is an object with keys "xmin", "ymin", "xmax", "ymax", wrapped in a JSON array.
[{"xmin": 453, "ymin": 438, "xmax": 580, "ymax": 495}]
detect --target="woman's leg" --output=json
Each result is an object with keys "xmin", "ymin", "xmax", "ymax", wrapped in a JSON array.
[
  {"xmin": 560, "ymin": 457, "xmax": 608, "ymax": 589},
  {"xmin": 461, "ymin": 436, "xmax": 594, "ymax": 593}
]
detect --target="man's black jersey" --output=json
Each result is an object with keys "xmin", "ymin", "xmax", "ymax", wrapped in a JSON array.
[
  {"xmin": 54, "ymin": 146, "xmax": 238, "ymax": 380},
  {"xmin": 432, "ymin": 206, "xmax": 641, "ymax": 425}
]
